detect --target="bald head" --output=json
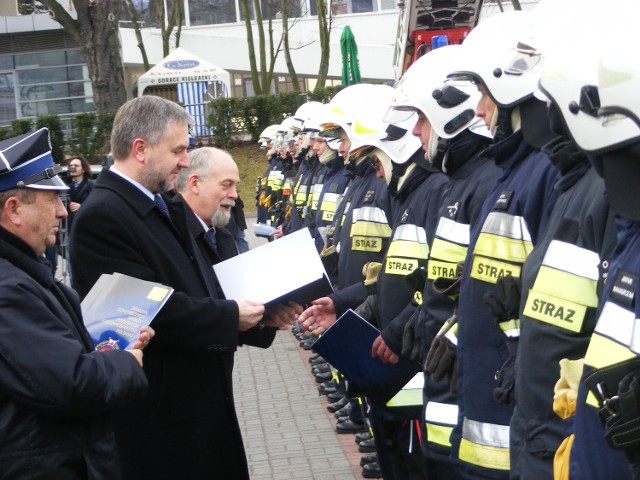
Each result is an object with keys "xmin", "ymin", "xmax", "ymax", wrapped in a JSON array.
[{"xmin": 178, "ymin": 147, "xmax": 240, "ymax": 228}]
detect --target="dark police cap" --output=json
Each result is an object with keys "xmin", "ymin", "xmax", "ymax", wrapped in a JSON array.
[{"xmin": 0, "ymin": 128, "xmax": 68, "ymax": 193}]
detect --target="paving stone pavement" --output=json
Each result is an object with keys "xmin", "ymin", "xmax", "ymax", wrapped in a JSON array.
[{"xmin": 233, "ymin": 216, "xmax": 365, "ymax": 479}]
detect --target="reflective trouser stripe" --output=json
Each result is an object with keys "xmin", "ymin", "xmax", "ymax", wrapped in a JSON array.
[
  {"xmin": 459, "ymin": 417, "xmax": 510, "ymax": 470},
  {"xmin": 426, "ymin": 423, "xmax": 454, "ymax": 447},
  {"xmin": 425, "ymin": 401, "xmax": 457, "ymax": 446}
]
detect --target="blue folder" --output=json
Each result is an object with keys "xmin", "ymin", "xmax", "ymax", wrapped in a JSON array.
[{"xmin": 310, "ymin": 309, "xmax": 421, "ymax": 406}]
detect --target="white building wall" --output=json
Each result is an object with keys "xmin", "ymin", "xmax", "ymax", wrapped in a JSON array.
[{"xmin": 120, "ymin": 11, "xmax": 399, "ymax": 84}]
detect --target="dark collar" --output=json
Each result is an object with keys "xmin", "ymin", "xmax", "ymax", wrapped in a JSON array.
[{"xmin": 0, "ymin": 226, "xmax": 54, "ymax": 287}]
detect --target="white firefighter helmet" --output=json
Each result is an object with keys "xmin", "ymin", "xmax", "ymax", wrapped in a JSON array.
[
  {"xmin": 448, "ymin": 11, "xmax": 536, "ymax": 109},
  {"xmin": 349, "ymin": 90, "xmax": 421, "ymax": 165},
  {"xmin": 258, "ymin": 124, "xmax": 280, "ymax": 147},
  {"xmin": 319, "ymin": 84, "xmax": 396, "ymax": 141},
  {"xmin": 387, "ymin": 45, "xmax": 480, "ymax": 140},
  {"xmin": 538, "ymin": 0, "xmax": 640, "ymax": 153},
  {"xmin": 292, "ymin": 101, "xmax": 325, "ymax": 132}
]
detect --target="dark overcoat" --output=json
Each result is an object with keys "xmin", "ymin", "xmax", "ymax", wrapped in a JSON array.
[{"xmin": 70, "ymin": 169, "xmax": 250, "ymax": 480}]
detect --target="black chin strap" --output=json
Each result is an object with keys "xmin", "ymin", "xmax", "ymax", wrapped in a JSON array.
[
  {"xmin": 388, "ymin": 162, "xmax": 410, "ymax": 196},
  {"xmin": 494, "ymin": 107, "xmax": 514, "ymax": 143}
]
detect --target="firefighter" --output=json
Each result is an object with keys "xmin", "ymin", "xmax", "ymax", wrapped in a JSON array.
[
  {"xmin": 501, "ymin": 5, "xmax": 619, "ymax": 478},
  {"xmin": 430, "ymin": 11, "xmax": 560, "ymax": 479},
  {"xmin": 385, "ymin": 44, "xmax": 499, "ymax": 478},
  {"xmin": 553, "ymin": 9, "xmax": 640, "ymax": 480},
  {"xmin": 301, "ymin": 87, "xmax": 448, "ymax": 479},
  {"xmin": 255, "ymin": 124, "xmax": 281, "ymax": 225}
]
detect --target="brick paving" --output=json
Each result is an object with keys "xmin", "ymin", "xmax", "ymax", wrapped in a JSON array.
[{"xmin": 233, "ymin": 216, "xmax": 369, "ymax": 479}]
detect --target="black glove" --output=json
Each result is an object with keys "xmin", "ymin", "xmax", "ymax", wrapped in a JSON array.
[
  {"xmin": 424, "ymin": 310, "xmax": 458, "ymax": 396},
  {"xmin": 483, "ymin": 274, "xmax": 522, "ymax": 406},
  {"xmin": 405, "ymin": 267, "xmax": 427, "ymax": 293},
  {"xmin": 432, "ymin": 262, "xmax": 464, "ymax": 297},
  {"xmin": 401, "ymin": 312, "xmax": 422, "ymax": 362}
]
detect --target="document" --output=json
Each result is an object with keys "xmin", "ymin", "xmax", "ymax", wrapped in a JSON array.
[
  {"xmin": 81, "ymin": 272, "xmax": 173, "ymax": 351},
  {"xmin": 213, "ymin": 227, "xmax": 333, "ymax": 308},
  {"xmin": 310, "ymin": 309, "xmax": 421, "ymax": 406}
]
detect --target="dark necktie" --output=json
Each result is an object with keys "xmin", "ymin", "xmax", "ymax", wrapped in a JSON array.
[
  {"xmin": 154, "ymin": 194, "xmax": 170, "ymax": 219},
  {"xmin": 204, "ymin": 228, "xmax": 217, "ymax": 251}
]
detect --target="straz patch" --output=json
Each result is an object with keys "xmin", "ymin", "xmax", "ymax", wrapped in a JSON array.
[
  {"xmin": 610, "ymin": 269, "xmax": 637, "ymax": 308},
  {"xmin": 386, "ymin": 257, "xmax": 418, "ymax": 275},
  {"xmin": 362, "ymin": 190, "xmax": 376, "ymax": 204},
  {"xmin": 523, "ymin": 290, "xmax": 586, "ymax": 333},
  {"xmin": 494, "ymin": 190, "xmax": 514, "ymax": 210},
  {"xmin": 322, "ymin": 211, "xmax": 335, "ymax": 222},
  {"xmin": 428, "ymin": 260, "xmax": 457, "ymax": 281},
  {"xmin": 352, "ymin": 236, "xmax": 382, "ymax": 252},
  {"xmin": 470, "ymin": 256, "xmax": 521, "ymax": 284}
]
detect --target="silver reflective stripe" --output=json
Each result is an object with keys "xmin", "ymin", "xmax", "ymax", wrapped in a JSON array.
[
  {"xmin": 481, "ymin": 212, "xmax": 532, "ymax": 242},
  {"xmin": 298, "ymin": 185, "xmax": 308, "ymax": 194},
  {"xmin": 351, "ymin": 205, "xmax": 389, "ymax": 224},
  {"xmin": 435, "ymin": 217, "xmax": 470, "ymax": 246},
  {"xmin": 543, "ymin": 240, "xmax": 600, "ymax": 280},
  {"xmin": 392, "ymin": 223, "xmax": 427, "ymax": 243},
  {"xmin": 425, "ymin": 401, "xmax": 459, "ymax": 426},
  {"xmin": 595, "ymin": 301, "xmax": 637, "ymax": 351},
  {"xmin": 462, "ymin": 417, "xmax": 510, "ymax": 448},
  {"xmin": 321, "ymin": 192, "xmax": 341, "ymax": 204}
]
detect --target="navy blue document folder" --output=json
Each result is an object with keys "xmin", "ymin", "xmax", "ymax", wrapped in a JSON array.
[{"xmin": 310, "ymin": 309, "xmax": 421, "ymax": 405}]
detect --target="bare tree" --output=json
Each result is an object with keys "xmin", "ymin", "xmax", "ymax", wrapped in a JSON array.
[
  {"xmin": 39, "ymin": 0, "xmax": 127, "ymax": 112},
  {"xmin": 315, "ymin": 0, "xmax": 333, "ymax": 91}
]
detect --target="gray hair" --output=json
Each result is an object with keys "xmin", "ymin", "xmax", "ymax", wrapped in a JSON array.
[
  {"xmin": 110, "ymin": 96, "xmax": 192, "ymax": 160},
  {"xmin": 176, "ymin": 147, "xmax": 218, "ymax": 193}
]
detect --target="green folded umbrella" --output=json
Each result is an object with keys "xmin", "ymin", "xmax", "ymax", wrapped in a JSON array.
[{"xmin": 341, "ymin": 26, "xmax": 361, "ymax": 86}]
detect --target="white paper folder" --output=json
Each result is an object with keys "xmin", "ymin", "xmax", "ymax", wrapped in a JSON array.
[{"xmin": 213, "ymin": 227, "xmax": 333, "ymax": 307}]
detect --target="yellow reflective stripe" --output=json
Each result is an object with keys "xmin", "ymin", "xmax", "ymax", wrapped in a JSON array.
[
  {"xmin": 592, "ymin": 301, "xmax": 637, "ymax": 352},
  {"xmin": 351, "ymin": 222, "xmax": 392, "ymax": 238},
  {"xmin": 533, "ymin": 266, "xmax": 598, "ymax": 307},
  {"xmin": 427, "ymin": 260, "xmax": 458, "ymax": 281},
  {"xmin": 425, "ymin": 401, "xmax": 458, "ymax": 426},
  {"xmin": 459, "ymin": 417, "xmax": 510, "ymax": 470},
  {"xmin": 426, "ymin": 423, "xmax": 453, "ymax": 447},
  {"xmin": 435, "ymin": 217, "xmax": 470, "ymax": 246},
  {"xmin": 585, "ymin": 333, "xmax": 636, "ymax": 370},
  {"xmin": 543, "ymin": 240, "xmax": 600, "ymax": 281},
  {"xmin": 523, "ymin": 290, "xmax": 586, "ymax": 333},
  {"xmin": 320, "ymin": 192, "xmax": 341, "ymax": 211},
  {"xmin": 430, "ymin": 237, "xmax": 468, "ymax": 264},
  {"xmin": 352, "ymin": 236, "xmax": 383, "ymax": 252},
  {"xmin": 498, "ymin": 319, "xmax": 520, "ymax": 338},
  {"xmin": 387, "ymin": 240, "xmax": 430, "ymax": 260},
  {"xmin": 470, "ymin": 256, "xmax": 522, "ymax": 284},
  {"xmin": 474, "ymin": 233, "xmax": 533, "ymax": 264},
  {"xmin": 458, "ymin": 438, "xmax": 510, "ymax": 470},
  {"xmin": 482, "ymin": 212, "xmax": 532, "ymax": 242},
  {"xmin": 386, "ymin": 257, "xmax": 419, "ymax": 275}
]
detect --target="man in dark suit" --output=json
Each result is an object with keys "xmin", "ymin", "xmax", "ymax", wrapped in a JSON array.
[
  {"xmin": 70, "ymin": 96, "xmax": 297, "ymax": 480},
  {"xmin": 173, "ymin": 146, "xmax": 298, "ymax": 347}
]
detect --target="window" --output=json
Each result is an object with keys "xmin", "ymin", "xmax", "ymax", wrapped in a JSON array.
[{"xmin": 189, "ymin": 0, "xmax": 238, "ymax": 25}]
